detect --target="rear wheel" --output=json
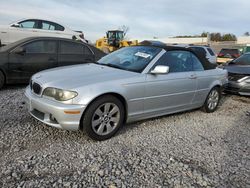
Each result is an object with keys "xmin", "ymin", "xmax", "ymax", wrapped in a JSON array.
[
  {"xmin": 202, "ymin": 87, "xmax": 221, "ymax": 113},
  {"xmin": 82, "ymin": 95, "xmax": 124, "ymax": 141},
  {"xmin": 0, "ymin": 71, "xmax": 5, "ymax": 89}
]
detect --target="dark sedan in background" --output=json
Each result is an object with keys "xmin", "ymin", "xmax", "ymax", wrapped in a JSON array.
[
  {"xmin": 0, "ymin": 37, "xmax": 105, "ymax": 89},
  {"xmin": 224, "ymin": 53, "xmax": 250, "ymax": 96}
]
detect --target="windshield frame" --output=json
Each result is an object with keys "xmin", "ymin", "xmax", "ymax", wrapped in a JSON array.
[{"xmin": 97, "ymin": 46, "xmax": 164, "ymax": 73}]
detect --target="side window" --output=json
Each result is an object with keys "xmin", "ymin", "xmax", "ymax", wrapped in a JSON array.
[
  {"xmin": 24, "ymin": 40, "xmax": 57, "ymax": 54},
  {"xmin": 155, "ymin": 51, "xmax": 193, "ymax": 73},
  {"xmin": 59, "ymin": 41, "xmax": 84, "ymax": 54},
  {"xmin": 42, "ymin": 21, "xmax": 56, "ymax": 30},
  {"xmin": 191, "ymin": 54, "xmax": 204, "ymax": 71},
  {"xmin": 83, "ymin": 46, "xmax": 93, "ymax": 55},
  {"xmin": 55, "ymin": 24, "xmax": 64, "ymax": 31},
  {"xmin": 207, "ymin": 48, "xmax": 215, "ymax": 56},
  {"xmin": 19, "ymin": 20, "xmax": 36, "ymax": 29},
  {"xmin": 190, "ymin": 47, "xmax": 206, "ymax": 57}
]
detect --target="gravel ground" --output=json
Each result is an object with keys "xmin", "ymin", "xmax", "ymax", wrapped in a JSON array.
[{"xmin": 0, "ymin": 86, "xmax": 249, "ymax": 188}]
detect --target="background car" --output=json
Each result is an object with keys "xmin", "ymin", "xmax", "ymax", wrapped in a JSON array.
[
  {"xmin": 217, "ymin": 48, "xmax": 241, "ymax": 64},
  {"xmin": 0, "ymin": 37, "xmax": 106, "ymax": 89},
  {"xmin": 224, "ymin": 53, "xmax": 250, "ymax": 96},
  {"xmin": 25, "ymin": 44, "xmax": 227, "ymax": 140},
  {"xmin": 188, "ymin": 45, "xmax": 217, "ymax": 64},
  {"xmin": 0, "ymin": 18, "xmax": 87, "ymax": 46}
]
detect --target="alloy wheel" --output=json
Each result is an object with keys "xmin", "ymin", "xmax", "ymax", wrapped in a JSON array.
[
  {"xmin": 207, "ymin": 89, "xmax": 219, "ymax": 110},
  {"xmin": 91, "ymin": 102, "xmax": 120, "ymax": 136}
]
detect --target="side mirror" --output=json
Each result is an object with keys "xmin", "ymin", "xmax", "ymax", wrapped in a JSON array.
[
  {"xmin": 11, "ymin": 23, "xmax": 20, "ymax": 28},
  {"xmin": 150, "ymin": 65, "xmax": 169, "ymax": 74},
  {"xmin": 14, "ymin": 46, "xmax": 26, "ymax": 55}
]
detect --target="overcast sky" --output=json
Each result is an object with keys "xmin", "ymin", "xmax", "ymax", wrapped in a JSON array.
[{"xmin": 0, "ymin": 0, "xmax": 248, "ymax": 41}]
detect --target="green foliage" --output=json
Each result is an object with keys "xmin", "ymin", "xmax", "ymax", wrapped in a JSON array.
[
  {"xmin": 210, "ymin": 32, "xmax": 237, "ymax": 41},
  {"xmin": 173, "ymin": 32, "xmax": 237, "ymax": 41}
]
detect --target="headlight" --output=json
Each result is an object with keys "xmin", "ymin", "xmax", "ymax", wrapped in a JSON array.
[{"xmin": 43, "ymin": 87, "xmax": 78, "ymax": 101}]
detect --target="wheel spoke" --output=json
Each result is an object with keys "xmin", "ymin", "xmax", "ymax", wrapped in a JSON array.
[
  {"xmin": 92, "ymin": 118, "xmax": 102, "ymax": 127},
  {"xmin": 95, "ymin": 108, "xmax": 103, "ymax": 117},
  {"xmin": 104, "ymin": 103, "xmax": 111, "ymax": 114},
  {"xmin": 106, "ymin": 122, "xmax": 113, "ymax": 133},
  {"xmin": 97, "ymin": 123, "xmax": 105, "ymax": 134},
  {"xmin": 211, "ymin": 102, "xmax": 215, "ymax": 109},
  {"xmin": 109, "ymin": 106, "xmax": 119, "ymax": 116},
  {"xmin": 208, "ymin": 102, "xmax": 212, "ymax": 109},
  {"xmin": 110, "ymin": 117, "xmax": 119, "ymax": 124}
]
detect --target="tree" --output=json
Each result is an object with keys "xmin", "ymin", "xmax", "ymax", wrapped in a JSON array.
[
  {"xmin": 201, "ymin": 32, "xmax": 208, "ymax": 37},
  {"xmin": 118, "ymin": 25, "xmax": 129, "ymax": 37},
  {"xmin": 209, "ymin": 32, "xmax": 237, "ymax": 41},
  {"xmin": 222, "ymin": 33, "xmax": 237, "ymax": 41},
  {"xmin": 244, "ymin": 32, "xmax": 250, "ymax": 36},
  {"xmin": 210, "ymin": 33, "xmax": 222, "ymax": 41}
]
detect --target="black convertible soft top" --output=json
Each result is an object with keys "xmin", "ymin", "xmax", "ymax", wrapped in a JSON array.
[{"xmin": 139, "ymin": 40, "xmax": 217, "ymax": 70}]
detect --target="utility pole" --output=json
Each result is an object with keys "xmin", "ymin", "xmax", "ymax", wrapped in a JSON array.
[{"xmin": 207, "ymin": 32, "xmax": 211, "ymax": 46}]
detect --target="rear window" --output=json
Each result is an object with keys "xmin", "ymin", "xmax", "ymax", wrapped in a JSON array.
[
  {"xmin": 55, "ymin": 24, "xmax": 64, "ymax": 31},
  {"xmin": 218, "ymin": 49, "xmax": 240, "ymax": 58},
  {"xmin": 207, "ymin": 48, "xmax": 215, "ymax": 56}
]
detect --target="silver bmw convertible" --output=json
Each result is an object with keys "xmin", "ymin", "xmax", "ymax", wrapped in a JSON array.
[{"xmin": 25, "ymin": 44, "xmax": 228, "ymax": 140}]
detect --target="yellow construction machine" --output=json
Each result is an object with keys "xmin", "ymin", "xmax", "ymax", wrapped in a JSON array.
[{"xmin": 96, "ymin": 30, "xmax": 138, "ymax": 53}]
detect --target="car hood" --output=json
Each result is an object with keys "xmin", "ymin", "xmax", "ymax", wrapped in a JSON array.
[
  {"xmin": 32, "ymin": 63, "xmax": 139, "ymax": 89},
  {"xmin": 224, "ymin": 65, "xmax": 250, "ymax": 75}
]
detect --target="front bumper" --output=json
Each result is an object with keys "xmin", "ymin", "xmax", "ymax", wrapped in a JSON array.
[
  {"xmin": 24, "ymin": 87, "xmax": 86, "ymax": 131},
  {"xmin": 224, "ymin": 81, "xmax": 250, "ymax": 96}
]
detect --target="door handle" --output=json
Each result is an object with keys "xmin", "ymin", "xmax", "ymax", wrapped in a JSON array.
[{"xmin": 189, "ymin": 75, "xmax": 197, "ymax": 79}]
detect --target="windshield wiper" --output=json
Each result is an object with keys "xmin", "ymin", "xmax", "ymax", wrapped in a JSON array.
[{"xmin": 105, "ymin": 63, "xmax": 123, "ymax": 69}]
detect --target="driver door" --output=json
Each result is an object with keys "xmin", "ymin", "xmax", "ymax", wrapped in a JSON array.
[{"xmin": 144, "ymin": 50, "xmax": 197, "ymax": 116}]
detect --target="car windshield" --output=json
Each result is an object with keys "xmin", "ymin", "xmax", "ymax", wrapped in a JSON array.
[
  {"xmin": 97, "ymin": 46, "xmax": 162, "ymax": 73},
  {"xmin": 232, "ymin": 54, "xmax": 250, "ymax": 65}
]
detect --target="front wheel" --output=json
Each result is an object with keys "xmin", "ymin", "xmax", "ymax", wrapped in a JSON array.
[
  {"xmin": 202, "ymin": 87, "xmax": 221, "ymax": 113},
  {"xmin": 82, "ymin": 95, "xmax": 125, "ymax": 141}
]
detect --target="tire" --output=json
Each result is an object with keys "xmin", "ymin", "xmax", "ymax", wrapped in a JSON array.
[
  {"xmin": 202, "ymin": 87, "xmax": 221, "ymax": 113},
  {"xmin": 82, "ymin": 95, "xmax": 125, "ymax": 141},
  {"xmin": 0, "ymin": 71, "xmax": 5, "ymax": 89}
]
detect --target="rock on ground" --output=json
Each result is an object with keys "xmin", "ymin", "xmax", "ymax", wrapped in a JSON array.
[{"xmin": 0, "ymin": 86, "xmax": 249, "ymax": 187}]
